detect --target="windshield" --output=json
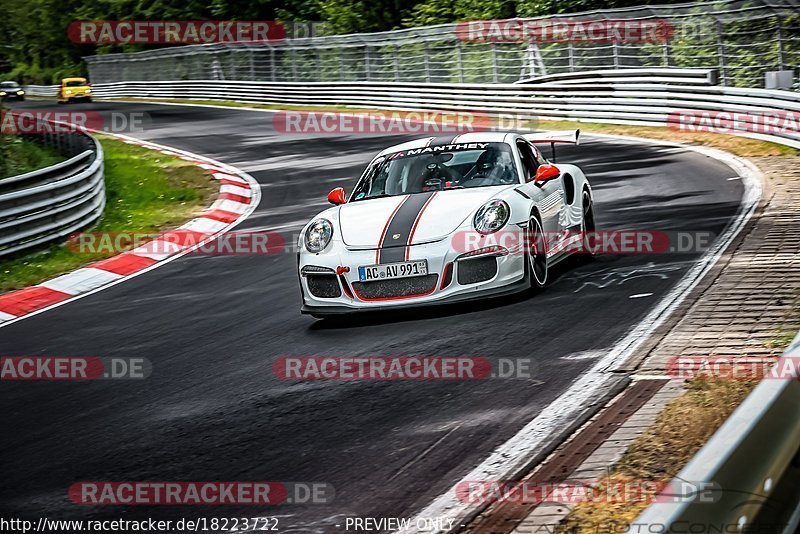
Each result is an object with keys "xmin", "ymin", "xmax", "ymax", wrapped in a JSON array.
[
  {"xmin": 65, "ymin": 80, "xmax": 87, "ymax": 87},
  {"xmin": 352, "ymin": 142, "xmax": 517, "ymax": 201},
  {"xmin": 0, "ymin": 82, "xmax": 20, "ymax": 89}
]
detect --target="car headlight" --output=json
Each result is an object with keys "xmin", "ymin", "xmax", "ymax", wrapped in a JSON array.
[
  {"xmin": 473, "ymin": 200, "xmax": 510, "ymax": 235},
  {"xmin": 0, "ymin": 92, "xmax": 6, "ymax": 97},
  {"xmin": 304, "ymin": 219, "xmax": 333, "ymax": 253},
  {"xmin": 18, "ymin": 90, "xmax": 24, "ymax": 95}
]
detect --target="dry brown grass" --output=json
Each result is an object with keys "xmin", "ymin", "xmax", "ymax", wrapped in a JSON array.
[
  {"xmin": 559, "ymin": 379, "xmax": 757, "ymax": 531},
  {"xmin": 537, "ymin": 120, "xmax": 797, "ymax": 158}
]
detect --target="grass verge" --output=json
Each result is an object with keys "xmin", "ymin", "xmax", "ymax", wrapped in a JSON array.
[
  {"xmin": 537, "ymin": 120, "xmax": 798, "ymax": 158},
  {"xmin": 0, "ymin": 135, "xmax": 65, "ymax": 177},
  {"xmin": 559, "ymin": 378, "xmax": 759, "ymax": 530},
  {"xmin": 560, "ymin": 298, "xmax": 800, "ymax": 530},
  {"xmin": 0, "ymin": 135, "xmax": 215, "ymax": 292}
]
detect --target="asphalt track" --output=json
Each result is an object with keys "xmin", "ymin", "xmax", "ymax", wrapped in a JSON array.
[{"xmin": 0, "ymin": 100, "xmax": 745, "ymax": 531}]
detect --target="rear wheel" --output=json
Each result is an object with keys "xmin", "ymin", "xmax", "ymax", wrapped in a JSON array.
[
  {"xmin": 581, "ymin": 192, "xmax": 596, "ymax": 258},
  {"xmin": 527, "ymin": 213, "xmax": 548, "ymax": 289}
]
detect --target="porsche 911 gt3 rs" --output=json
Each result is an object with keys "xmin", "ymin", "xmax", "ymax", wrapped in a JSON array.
[{"xmin": 298, "ymin": 130, "xmax": 594, "ymax": 317}]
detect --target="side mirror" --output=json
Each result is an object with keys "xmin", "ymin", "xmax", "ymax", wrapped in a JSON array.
[
  {"xmin": 327, "ymin": 187, "xmax": 346, "ymax": 205},
  {"xmin": 534, "ymin": 164, "xmax": 561, "ymax": 184}
]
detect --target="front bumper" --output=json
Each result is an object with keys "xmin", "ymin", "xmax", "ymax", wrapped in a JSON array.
[
  {"xmin": 299, "ymin": 238, "xmax": 528, "ymax": 317},
  {"xmin": 61, "ymin": 92, "xmax": 91, "ymax": 101},
  {"xmin": 301, "ymin": 274, "xmax": 529, "ymax": 317}
]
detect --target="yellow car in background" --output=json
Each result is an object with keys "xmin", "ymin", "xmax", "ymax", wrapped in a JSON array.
[{"xmin": 58, "ymin": 77, "xmax": 92, "ymax": 104}]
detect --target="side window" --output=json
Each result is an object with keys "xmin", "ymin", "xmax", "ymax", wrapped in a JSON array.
[
  {"xmin": 516, "ymin": 140, "xmax": 539, "ymax": 182},
  {"xmin": 531, "ymin": 145, "xmax": 546, "ymax": 167}
]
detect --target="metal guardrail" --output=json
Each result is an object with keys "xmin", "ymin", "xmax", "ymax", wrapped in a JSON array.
[
  {"xmin": 518, "ymin": 67, "xmax": 720, "ymax": 85},
  {"xmin": 22, "ymin": 85, "xmax": 58, "ymax": 97},
  {"xmin": 26, "ymin": 68, "xmax": 800, "ymax": 149},
  {"xmin": 81, "ymin": 0, "xmax": 800, "ymax": 88},
  {"xmin": 0, "ymin": 117, "xmax": 105, "ymax": 257},
  {"xmin": 633, "ymin": 331, "xmax": 800, "ymax": 533}
]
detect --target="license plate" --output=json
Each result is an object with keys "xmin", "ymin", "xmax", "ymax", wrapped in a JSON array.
[{"xmin": 358, "ymin": 260, "xmax": 428, "ymax": 282}]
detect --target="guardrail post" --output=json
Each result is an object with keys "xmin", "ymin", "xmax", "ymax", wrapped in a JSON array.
[
  {"xmin": 393, "ymin": 45, "xmax": 400, "ymax": 81},
  {"xmin": 491, "ymin": 42, "xmax": 499, "ymax": 83},
  {"xmin": 365, "ymin": 45, "xmax": 371, "ymax": 81},
  {"xmin": 423, "ymin": 42, "xmax": 431, "ymax": 83},
  {"xmin": 249, "ymin": 50, "xmax": 255, "ymax": 81},
  {"xmin": 568, "ymin": 42, "xmax": 575, "ymax": 72},
  {"xmin": 775, "ymin": 16, "xmax": 785, "ymax": 71},
  {"xmin": 715, "ymin": 19, "xmax": 728, "ymax": 86},
  {"xmin": 456, "ymin": 41, "xmax": 464, "ymax": 83},
  {"xmin": 612, "ymin": 42, "xmax": 620, "ymax": 69},
  {"xmin": 662, "ymin": 42, "xmax": 671, "ymax": 67}
]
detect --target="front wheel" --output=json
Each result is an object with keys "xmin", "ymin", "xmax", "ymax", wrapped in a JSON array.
[{"xmin": 526, "ymin": 213, "xmax": 548, "ymax": 290}]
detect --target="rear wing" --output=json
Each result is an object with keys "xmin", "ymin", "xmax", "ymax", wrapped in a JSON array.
[{"xmin": 522, "ymin": 129, "xmax": 580, "ymax": 163}]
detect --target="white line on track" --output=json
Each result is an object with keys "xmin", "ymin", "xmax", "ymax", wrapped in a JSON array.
[{"xmin": 631, "ymin": 374, "xmax": 670, "ymax": 381}]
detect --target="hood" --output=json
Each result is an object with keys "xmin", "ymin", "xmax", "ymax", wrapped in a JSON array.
[{"xmin": 338, "ymin": 186, "xmax": 509, "ymax": 248}]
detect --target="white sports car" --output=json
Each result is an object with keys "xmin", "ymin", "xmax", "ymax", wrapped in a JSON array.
[{"xmin": 298, "ymin": 130, "xmax": 594, "ymax": 317}]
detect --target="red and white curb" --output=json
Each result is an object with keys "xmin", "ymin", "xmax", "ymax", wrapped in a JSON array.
[{"xmin": 0, "ymin": 132, "xmax": 261, "ymax": 328}]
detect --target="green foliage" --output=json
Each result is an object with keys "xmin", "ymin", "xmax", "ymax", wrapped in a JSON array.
[
  {"xmin": 403, "ymin": 0, "xmax": 515, "ymax": 27},
  {"xmin": 0, "ymin": 0, "xmax": 788, "ymax": 85},
  {"xmin": 0, "ymin": 135, "xmax": 214, "ymax": 291},
  {"xmin": 0, "ymin": 133, "xmax": 64, "ymax": 178}
]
